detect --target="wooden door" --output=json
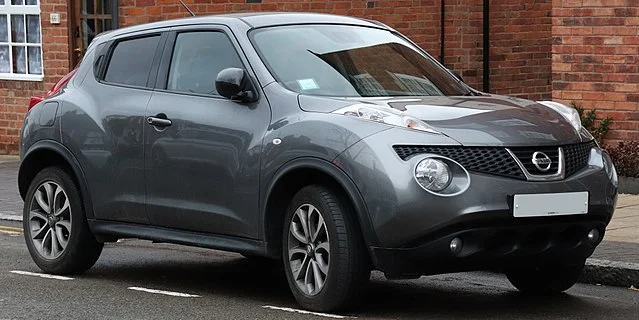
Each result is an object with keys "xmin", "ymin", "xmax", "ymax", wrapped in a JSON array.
[{"xmin": 68, "ymin": 0, "xmax": 117, "ymax": 68}]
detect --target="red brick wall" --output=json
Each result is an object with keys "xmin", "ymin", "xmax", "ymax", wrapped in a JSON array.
[
  {"xmin": 444, "ymin": 0, "xmax": 484, "ymax": 90},
  {"xmin": 119, "ymin": 0, "xmax": 442, "ymax": 59},
  {"xmin": 552, "ymin": 0, "xmax": 639, "ymax": 145},
  {"xmin": 0, "ymin": 0, "xmax": 71, "ymax": 154},
  {"xmin": 490, "ymin": 0, "xmax": 552, "ymax": 100}
]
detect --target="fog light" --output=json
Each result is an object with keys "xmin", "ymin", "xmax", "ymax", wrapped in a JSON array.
[
  {"xmin": 415, "ymin": 158, "xmax": 452, "ymax": 192},
  {"xmin": 450, "ymin": 237, "xmax": 463, "ymax": 254},
  {"xmin": 587, "ymin": 229, "xmax": 600, "ymax": 243}
]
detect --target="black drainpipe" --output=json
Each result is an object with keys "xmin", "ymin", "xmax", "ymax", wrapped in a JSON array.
[
  {"xmin": 440, "ymin": 0, "xmax": 445, "ymax": 64},
  {"xmin": 483, "ymin": 0, "xmax": 490, "ymax": 92}
]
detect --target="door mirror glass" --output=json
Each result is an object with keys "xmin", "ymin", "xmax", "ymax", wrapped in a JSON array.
[{"xmin": 215, "ymin": 67, "xmax": 256, "ymax": 102}]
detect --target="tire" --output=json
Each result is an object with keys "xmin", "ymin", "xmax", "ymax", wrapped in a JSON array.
[
  {"xmin": 282, "ymin": 185, "xmax": 370, "ymax": 312},
  {"xmin": 23, "ymin": 166, "xmax": 103, "ymax": 275},
  {"xmin": 505, "ymin": 261, "xmax": 585, "ymax": 294}
]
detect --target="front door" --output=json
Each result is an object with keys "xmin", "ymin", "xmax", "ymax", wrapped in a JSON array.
[
  {"xmin": 69, "ymin": 0, "xmax": 117, "ymax": 68},
  {"xmin": 144, "ymin": 27, "xmax": 270, "ymax": 238}
]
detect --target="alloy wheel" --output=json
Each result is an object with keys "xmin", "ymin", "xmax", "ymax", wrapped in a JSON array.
[
  {"xmin": 287, "ymin": 203, "xmax": 330, "ymax": 296},
  {"xmin": 28, "ymin": 181, "xmax": 72, "ymax": 260}
]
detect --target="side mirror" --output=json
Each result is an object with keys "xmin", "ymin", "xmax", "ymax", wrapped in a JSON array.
[
  {"xmin": 448, "ymin": 69, "xmax": 465, "ymax": 83},
  {"xmin": 215, "ymin": 68, "xmax": 257, "ymax": 102}
]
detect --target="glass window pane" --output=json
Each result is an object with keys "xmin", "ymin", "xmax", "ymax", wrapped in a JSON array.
[
  {"xmin": 105, "ymin": 36, "xmax": 161, "ymax": 86},
  {"xmin": 11, "ymin": 15, "xmax": 25, "ymax": 43},
  {"xmin": 104, "ymin": 19, "xmax": 112, "ymax": 31},
  {"xmin": 104, "ymin": 0, "xmax": 112, "ymax": 14},
  {"xmin": 167, "ymin": 32, "xmax": 244, "ymax": 95},
  {"xmin": 0, "ymin": 16, "xmax": 8, "ymax": 42},
  {"xmin": 12, "ymin": 45, "xmax": 26, "ymax": 74},
  {"xmin": 26, "ymin": 15, "xmax": 40, "ymax": 43},
  {"xmin": 26, "ymin": 0, "xmax": 38, "ymax": 5},
  {"xmin": 83, "ymin": 0, "xmax": 94, "ymax": 15},
  {"xmin": 0, "ymin": 1, "xmax": 5, "ymax": 6},
  {"xmin": 0, "ymin": 45, "xmax": 9, "ymax": 73},
  {"xmin": 27, "ymin": 46, "xmax": 41, "ymax": 74},
  {"xmin": 12, "ymin": 0, "xmax": 24, "ymax": 5}
]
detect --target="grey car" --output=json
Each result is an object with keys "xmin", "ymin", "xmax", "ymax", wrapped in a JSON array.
[{"xmin": 18, "ymin": 13, "xmax": 617, "ymax": 312}]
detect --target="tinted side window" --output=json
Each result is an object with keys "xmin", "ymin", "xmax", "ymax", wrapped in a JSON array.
[
  {"xmin": 104, "ymin": 35, "xmax": 161, "ymax": 87},
  {"xmin": 167, "ymin": 32, "xmax": 243, "ymax": 95}
]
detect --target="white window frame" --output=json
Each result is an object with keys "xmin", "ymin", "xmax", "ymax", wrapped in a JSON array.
[{"xmin": 0, "ymin": 0, "xmax": 44, "ymax": 81}]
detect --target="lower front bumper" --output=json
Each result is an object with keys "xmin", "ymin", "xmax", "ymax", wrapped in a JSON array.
[{"xmin": 370, "ymin": 214, "xmax": 606, "ymax": 277}]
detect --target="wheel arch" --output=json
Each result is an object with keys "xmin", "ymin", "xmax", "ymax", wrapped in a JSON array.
[
  {"xmin": 261, "ymin": 157, "xmax": 378, "ymax": 259},
  {"xmin": 18, "ymin": 140, "xmax": 95, "ymax": 220}
]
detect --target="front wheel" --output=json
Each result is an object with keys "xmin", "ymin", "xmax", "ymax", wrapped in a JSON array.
[
  {"xmin": 282, "ymin": 185, "xmax": 370, "ymax": 312},
  {"xmin": 505, "ymin": 261, "xmax": 585, "ymax": 294},
  {"xmin": 23, "ymin": 167, "xmax": 103, "ymax": 275}
]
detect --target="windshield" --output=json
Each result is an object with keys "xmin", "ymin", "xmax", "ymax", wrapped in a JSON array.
[{"xmin": 250, "ymin": 24, "xmax": 470, "ymax": 97}]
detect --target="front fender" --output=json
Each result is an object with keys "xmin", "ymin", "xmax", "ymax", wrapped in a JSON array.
[{"xmin": 261, "ymin": 157, "xmax": 379, "ymax": 253}]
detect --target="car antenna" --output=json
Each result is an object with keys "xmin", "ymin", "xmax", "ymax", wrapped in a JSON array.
[{"xmin": 178, "ymin": 0, "xmax": 196, "ymax": 17}]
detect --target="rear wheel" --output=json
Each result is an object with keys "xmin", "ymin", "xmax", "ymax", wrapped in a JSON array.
[
  {"xmin": 23, "ymin": 167, "xmax": 103, "ymax": 275},
  {"xmin": 505, "ymin": 261, "xmax": 585, "ymax": 294},
  {"xmin": 282, "ymin": 185, "xmax": 370, "ymax": 312}
]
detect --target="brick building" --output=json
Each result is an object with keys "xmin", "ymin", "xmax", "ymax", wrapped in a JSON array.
[{"xmin": 0, "ymin": 0, "xmax": 636, "ymax": 154}]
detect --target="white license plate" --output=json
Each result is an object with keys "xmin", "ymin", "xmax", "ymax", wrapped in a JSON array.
[{"xmin": 513, "ymin": 192, "xmax": 588, "ymax": 217}]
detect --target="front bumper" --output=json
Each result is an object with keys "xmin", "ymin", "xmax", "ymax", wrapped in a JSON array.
[
  {"xmin": 335, "ymin": 128, "xmax": 617, "ymax": 275},
  {"xmin": 370, "ymin": 212, "xmax": 607, "ymax": 276}
]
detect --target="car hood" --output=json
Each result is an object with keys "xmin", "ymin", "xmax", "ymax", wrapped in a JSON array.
[{"xmin": 298, "ymin": 94, "xmax": 583, "ymax": 146}]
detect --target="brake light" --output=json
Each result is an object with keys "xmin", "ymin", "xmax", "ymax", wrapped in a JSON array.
[{"xmin": 27, "ymin": 68, "xmax": 78, "ymax": 111}]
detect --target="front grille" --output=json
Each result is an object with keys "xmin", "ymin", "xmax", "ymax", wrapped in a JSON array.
[
  {"xmin": 393, "ymin": 140, "xmax": 596, "ymax": 180},
  {"xmin": 509, "ymin": 146, "xmax": 560, "ymax": 175},
  {"xmin": 564, "ymin": 140, "xmax": 596, "ymax": 177},
  {"xmin": 392, "ymin": 145, "xmax": 525, "ymax": 179}
]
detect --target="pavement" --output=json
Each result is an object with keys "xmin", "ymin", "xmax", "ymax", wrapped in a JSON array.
[{"xmin": 0, "ymin": 158, "xmax": 638, "ymax": 289}]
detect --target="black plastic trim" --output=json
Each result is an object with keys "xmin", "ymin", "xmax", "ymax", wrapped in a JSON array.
[
  {"xmin": 90, "ymin": 220, "xmax": 269, "ymax": 257},
  {"xmin": 261, "ymin": 157, "xmax": 378, "ymax": 253}
]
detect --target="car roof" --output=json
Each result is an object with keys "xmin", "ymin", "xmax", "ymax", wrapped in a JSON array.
[{"xmin": 100, "ymin": 12, "xmax": 388, "ymax": 40}]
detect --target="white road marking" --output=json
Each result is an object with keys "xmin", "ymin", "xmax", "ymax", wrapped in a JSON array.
[
  {"xmin": 10, "ymin": 270, "xmax": 74, "ymax": 281},
  {"xmin": 127, "ymin": 287, "xmax": 201, "ymax": 298},
  {"xmin": 262, "ymin": 306, "xmax": 355, "ymax": 319},
  {"xmin": 0, "ymin": 213, "xmax": 22, "ymax": 221}
]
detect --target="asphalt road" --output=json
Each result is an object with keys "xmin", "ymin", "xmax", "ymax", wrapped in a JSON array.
[{"xmin": 0, "ymin": 220, "xmax": 637, "ymax": 320}]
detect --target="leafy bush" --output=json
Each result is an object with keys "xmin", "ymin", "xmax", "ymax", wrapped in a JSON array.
[
  {"xmin": 608, "ymin": 141, "xmax": 639, "ymax": 178},
  {"xmin": 570, "ymin": 101, "xmax": 612, "ymax": 145}
]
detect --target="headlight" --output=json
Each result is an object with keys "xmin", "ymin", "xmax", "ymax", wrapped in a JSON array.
[
  {"xmin": 332, "ymin": 104, "xmax": 440, "ymax": 134},
  {"xmin": 415, "ymin": 158, "xmax": 452, "ymax": 192},
  {"xmin": 537, "ymin": 101, "xmax": 582, "ymax": 132},
  {"xmin": 602, "ymin": 151, "xmax": 618, "ymax": 186}
]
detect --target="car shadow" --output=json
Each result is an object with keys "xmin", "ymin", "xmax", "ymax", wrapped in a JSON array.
[{"xmin": 81, "ymin": 241, "xmax": 622, "ymax": 318}]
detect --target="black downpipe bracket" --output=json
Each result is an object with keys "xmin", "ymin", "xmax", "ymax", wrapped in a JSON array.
[
  {"xmin": 440, "ymin": 0, "xmax": 445, "ymax": 64},
  {"xmin": 483, "ymin": 0, "xmax": 490, "ymax": 92}
]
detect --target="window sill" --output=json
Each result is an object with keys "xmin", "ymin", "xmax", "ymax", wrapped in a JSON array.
[{"xmin": 0, "ymin": 74, "xmax": 44, "ymax": 82}]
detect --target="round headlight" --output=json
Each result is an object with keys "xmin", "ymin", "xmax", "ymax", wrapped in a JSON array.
[
  {"xmin": 415, "ymin": 158, "xmax": 452, "ymax": 192},
  {"xmin": 602, "ymin": 151, "xmax": 618, "ymax": 186}
]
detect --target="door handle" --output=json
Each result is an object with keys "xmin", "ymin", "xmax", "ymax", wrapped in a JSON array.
[{"xmin": 147, "ymin": 115, "xmax": 172, "ymax": 127}]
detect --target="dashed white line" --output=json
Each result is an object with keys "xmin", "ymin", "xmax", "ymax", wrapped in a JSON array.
[
  {"xmin": 262, "ymin": 306, "xmax": 355, "ymax": 319},
  {"xmin": 10, "ymin": 270, "xmax": 74, "ymax": 280},
  {"xmin": 127, "ymin": 287, "xmax": 201, "ymax": 298}
]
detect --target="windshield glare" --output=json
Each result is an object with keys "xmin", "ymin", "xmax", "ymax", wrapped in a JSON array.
[{"xmin": 250, "ymin": 25, "xmax": 469, "ymax": 97}]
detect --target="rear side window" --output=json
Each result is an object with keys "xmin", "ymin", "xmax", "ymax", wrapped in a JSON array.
[
  {"xmin": 104, "ymin": 35, "xmax": 161, "ymax": 87},
  {"xmin": 166, "ymin": 31, "xmax": 243, "ymax": 96}
]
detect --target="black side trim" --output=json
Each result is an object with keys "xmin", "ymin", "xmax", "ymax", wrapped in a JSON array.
[
  {"xmin": 261, "ymin": 157, "xmax": 377, "ymax": 251},
  {"xmin": 19, "ymin": 140, "xmax": 95, "ymax": 219},
  {"xmin": 90, "ymin": 220, "xmax": 270, "ymax": 258}
]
